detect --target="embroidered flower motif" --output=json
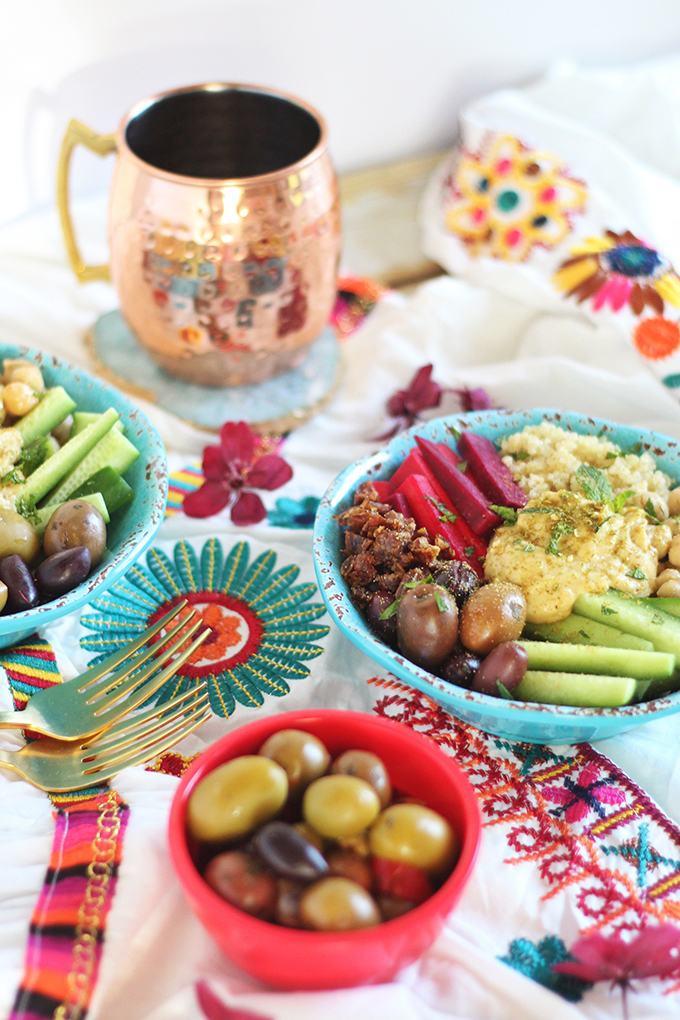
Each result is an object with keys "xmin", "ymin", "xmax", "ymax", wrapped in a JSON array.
[
  {"xmin": 500, "ymin": 935, "xmax": 593, "ymax": 1002},
  {"xmin": 183, "ymin": 422, "xmax": 293, "ymax": 523},
  {"xmin": 553, "ymin": 925, "xmax": 680, "ymax": 1018},
  {"xmin": 443, "ymin": 134, "xmax": 586, "ymax": 261},
  {"xmin": 80, "ymin": 538, "xmax": 330, "ymax": 718},
  {"xmin": 554, "ymin": 230, "xmax": 680, "ymax": 314},
  {"xmin": 633, "ymin": 316, "xmax": 680, "ymax": 361},
  {"xmin": 267, "ymin": 495, "xmax": 320, "ymax": 529},
  {"xmin": 543, "ymin": 762, "xmax": 626, "ymax": 824}
]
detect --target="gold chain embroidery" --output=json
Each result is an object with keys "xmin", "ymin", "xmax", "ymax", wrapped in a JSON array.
[{"xmin": 53, "ymin": 791, "xmax": 122, "ymax": 1020}]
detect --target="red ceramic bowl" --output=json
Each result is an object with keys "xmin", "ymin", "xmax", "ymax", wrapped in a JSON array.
[{"xmin": 168, "ymin": 709, "xmax": 481, "ymax": 991}]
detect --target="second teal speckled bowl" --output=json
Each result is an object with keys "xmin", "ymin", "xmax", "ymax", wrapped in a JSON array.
[{"xmin": 313, "ymin": 409, "xmax": 680, "ymax": 745}]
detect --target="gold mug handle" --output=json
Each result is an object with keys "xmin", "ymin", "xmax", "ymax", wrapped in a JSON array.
[{"xmin": 57, "ymin": 119, "xmax": 117, "ymax": 283}]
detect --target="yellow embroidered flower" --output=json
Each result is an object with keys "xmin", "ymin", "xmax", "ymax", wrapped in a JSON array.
[{"xmin": 443, "ymin": 135, "xmax": 586, "ymax": 261}]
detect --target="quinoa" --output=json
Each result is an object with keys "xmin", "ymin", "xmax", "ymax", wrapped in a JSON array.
[{"xmin": 500, "ymin": 422, "xmax": 672, "ymax": 507}]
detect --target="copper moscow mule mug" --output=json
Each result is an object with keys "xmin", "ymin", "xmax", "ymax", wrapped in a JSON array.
[{"xmin": 57, "ymin": 83, "xmax": 341, "ymax": 386}]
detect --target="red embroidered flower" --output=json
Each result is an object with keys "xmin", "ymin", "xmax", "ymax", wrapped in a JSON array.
[
  {"xmin": 183, "ymin": 421, "xmax": 293, "ymax": 523},
  {"xmin": 553, "ymin": 925, "xmax": 680, "ymax": 1018}
]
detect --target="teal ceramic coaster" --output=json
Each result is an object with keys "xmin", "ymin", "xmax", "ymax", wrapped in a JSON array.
[{"xmin": 87, "ymin": 310, "xmax": 342, "ymax": 433}]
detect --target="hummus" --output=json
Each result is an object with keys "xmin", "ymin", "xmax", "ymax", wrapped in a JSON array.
[{"xmin": 484, "ymin": 490, "xmax": 664, "ymax": 623}]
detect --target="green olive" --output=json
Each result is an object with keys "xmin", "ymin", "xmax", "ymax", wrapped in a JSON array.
[
  {"xmin": 459, "ymin": 581, "xmax": 527, "ymax": 655},
  {"xmin": 299, "ymin": 877, "xmax": 381, "ymax": 931},
  {"xmin": 187, "ymin": 755, "xmax": 288, "ymax": 843},
  {"xmin": 0, "ymin": 508, "xmax": 40, "ymax": 563},
  {"xmin": 330, "ymin": 749, "xmax": 392, "ymax": 808},
  {"xmin": 302, "ymin": 774, "xmax": 380, "ymax": 839},
  {"xmin": 43, "ymin": 500, "xmax": 107, "ymax": 566},
  {"xmin": 397, "ymin": 583, "xmax": 458, "ymax": 669},
  {"xmin": 369, "ymin": 803, "xmax": 458, "ymax": 875},
  {"xmin": 258, "ymin": 728, "xmax": 331, "ymax": 796}
]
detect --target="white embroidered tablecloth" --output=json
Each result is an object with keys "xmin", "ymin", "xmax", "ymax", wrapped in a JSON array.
[{"xmin": 2, "ymin": 54, "xmax": 680, "ymax": 1020}]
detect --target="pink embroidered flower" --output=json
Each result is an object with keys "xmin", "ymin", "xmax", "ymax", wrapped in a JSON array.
[
  {"xmin": 553, "ymin": 925, "xmax": 680, "ymax": 1019},
  {"xmin": 543, "ymin": 762, "xmax": 625, "ymax": 824},
  {"xmin": 183, "ymin": 422, "xmax": 292, "ymax": 523}
]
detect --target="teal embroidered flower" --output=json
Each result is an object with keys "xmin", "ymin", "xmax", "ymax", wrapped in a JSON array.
[
  {"xmin": 500, "ymin": 935, "xmax": 593, "ymax": 1002},
  {"xmin": 80, "ymin": 538, "xmax": 330, "ymax": 718},
  {"xmin": 267, "ymin": 496, "xmax": 320, "ymax": 528}
]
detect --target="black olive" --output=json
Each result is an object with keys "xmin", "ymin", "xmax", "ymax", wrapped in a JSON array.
[
  {"xmin": 396, "ymin": 583, "xmax": 458, "ymax": 669},
  {"xmin": 432, "ymin": 560, "xmax": 480, "ymax": 608},
  {"xmin": 438, "ymin": 647, "xmax": 482, "ymax": 688}
]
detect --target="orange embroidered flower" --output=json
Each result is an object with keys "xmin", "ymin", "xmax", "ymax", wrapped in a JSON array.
[
  {"xmin": 633, "ymin": 317, "xmax": 680, "ymax": 361},
  {"xmin": 175, "ymin": 602, "xmax": 244, "ymax": 664}
]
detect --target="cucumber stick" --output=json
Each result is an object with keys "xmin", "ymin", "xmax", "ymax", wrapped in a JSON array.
[
  {"xmin": 642, "ymin": 597, "xmax": 680, "ymax": 619},
  {"xmin": 523, "ymin": 615, "xmax": 654, "ymax": 652},
  {"xmin": 70, "ymin": 412, "xmax": 124, "ymax": 438},
  {"xmin": 44, "ymin": 425, "xmax": 138, "ymax": 506},
  {"xmin": 517, "ymin": 639, "xmax": 674, "ymax": 681},
  {"xmin": 32, "ymin": 493, "xmax": 110, "ymax": 538},
  {"xmin": 17, "ymin": 408, "xmax": 119, "ymax": 512},
  {"xmin": 514, "ymin": 670, "xmax": 643, "ymax": 708},
  {"xmin": 573, "ymin": 589, "xmax": 680, "ymax": 659},
  {"xmin": 15, "ymin": 387, "xmax": 77, "ymax": 445}
]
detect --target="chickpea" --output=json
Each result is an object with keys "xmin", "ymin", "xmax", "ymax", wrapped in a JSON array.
[
  {"xmin": 652, "ymin": 567, "xmax": 680, "ymax": 592},
  {"xmin": 2, "ymin": 381, "xmax": 39, "ymax": 417},
  {"xmin": 8, "ymin": 364, "xmax": 44, "ymax": 392},
  {"xmin": 651, "ymin": 523, "xmax": 672, "ymax": 559},
  {"xmin": 668, "ymin": 534, "xmax": 680, "ymax": 569},
  {"xmin": 657, "ymin": 579, "xmax": 680, "ymax": 598},
  {"xmin": 668, "ymin": 488, "xmax": 680, "ymax": 517},
  {"xmin": 2, "ymin": 358, "xmax": 35, "ymax": 383}
]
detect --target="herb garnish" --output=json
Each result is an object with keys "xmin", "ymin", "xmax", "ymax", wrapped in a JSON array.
[{"xmin": 491, "ymin": 505, "xmax": 518, "ymax": 525}]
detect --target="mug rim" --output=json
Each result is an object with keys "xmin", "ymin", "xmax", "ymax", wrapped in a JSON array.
[{"xmin": 116, "ymin": 81, "xmax": 330, "ymax": 186}]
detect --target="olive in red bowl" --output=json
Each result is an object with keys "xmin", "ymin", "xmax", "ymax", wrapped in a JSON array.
[{"xmin": 168, "ymin": 709, "xmax": 481, "ymax": 990}]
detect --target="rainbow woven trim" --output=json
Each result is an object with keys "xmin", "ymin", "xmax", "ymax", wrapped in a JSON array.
[
  {"xmin": 165, "ymin": 462, "xmax": 203, "ymax": 518},
  {"xmin": 1, "ymin": 638, "xmax": 129, "ymax": 1020}
]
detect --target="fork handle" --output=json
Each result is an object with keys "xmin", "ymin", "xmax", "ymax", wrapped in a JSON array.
[
  {"xmin": 0, "ymin": 748, "xmax": 25, "ymax": 780},
  {"xmin": 0, "ymin": 708, "xmax": 39, "ymax": 732}
]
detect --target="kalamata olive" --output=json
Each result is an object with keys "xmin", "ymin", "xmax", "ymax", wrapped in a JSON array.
[
  {"xmin": 275, "ymin": 879, "xmax": 305, "ymax": 927},
  {"xmin": 326, "ymin": 849, "xmax": 373, "ymax": 890},
  {"xmin": 251, "ymin": 821, "xmax": 329, "ymax": 882},
  {"xmin": 0, "ymin": 554, "xmax": 38, "ymax": 612},
  {"xmin": 35, "ymin": 546, "xmax": 92, "ymax": 596},
  {"xmin": 432, "ymin": 560, "xmax": 480, "ymax": 608},
  {"xmin": 471, "ymin": 641, "xmax": 529, "ymax": 696},
  {"xmin": 438, "ymin": 647, "xmax": 482, "ymax": 688},
  {"xmin": 258, "ymin": 729, "xmax": 331, "ymax": 796},
  {"xmin": 299, "ymin": 877, "xmax": 381, "ymax": 931},
  {"xmin": 365, "ymin": 592, "xmax": 398, "ymax": 646},
  {"xmin": 0, "ymin": 508, "xmax": 40, "ymax": 563},
  {"xmin": 203, "ymin": 850, "xmax": 277, "ymax": 918},
  {"xmin": 369, "ymin": 803, "xmax": 458, "ymax": 876},
  {"xmin": 187, "ymin": 755, "xmax": 288, "ymax": 843},
  {"xmin": 43, "ymin": 500, "xmax": 107, "ymax": 566},
  {"xmin": 303, "ymin": 774, "xmax": 381, "ymax": 839},
  {"xmin": 396, "ymin": 583, "xmax": 459, "ymax": 669},
  {"xmin": 459, "ymin": 581, "xmax": 527, "ymax": 655},
  {"xmin": 330, "ymin": 749, "xmax": 392, "ymax": 808}
]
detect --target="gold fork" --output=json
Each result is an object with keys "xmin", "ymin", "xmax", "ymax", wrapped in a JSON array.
[
  {"xmin": 0, "ymin": 601, "xmax": 210, "ymax": 741},
  {"xmin": 0, "ymin": 684, "xmax": 211, "ymax": 791}
]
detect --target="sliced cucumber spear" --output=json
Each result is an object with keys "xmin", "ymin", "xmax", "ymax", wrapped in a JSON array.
[
  {"xmin": 15, "ymin": 387, "xmax": 77, "ymax": 445},
  {"xmin": 523, "ymin": 614, "xmax": 654, "ymax": 651},
  {"xmin": 514, "ymin": 670, "xmax": 644, "ymax": 708},
  {"xmin": 44, "ymin": 426, "xmax": 139, "ymax": 506},
  {"xmin": 15, "ymin": 407, "xmax": 119, "ymax": 515},
  {"xmin": 517, "ymin": 639, "xmax": 674, "ymax": 681},
  {"xmin": 573, "ymin": 589, "xmax": 680, "ymax": 659}
]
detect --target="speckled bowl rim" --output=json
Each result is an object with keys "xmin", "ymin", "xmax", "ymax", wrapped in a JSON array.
[
  {"xmin": 312, "ymin": 409, "xmax": 680, "ymax": 743},
  {"xmin": 0, "ymin": 345, "xmax": 168, "ymax": 641}
]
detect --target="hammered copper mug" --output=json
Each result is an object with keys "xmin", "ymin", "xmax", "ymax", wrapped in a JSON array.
[{"xmin": 57, "ymin": 83, "xmax": 341, "ymax": 386}]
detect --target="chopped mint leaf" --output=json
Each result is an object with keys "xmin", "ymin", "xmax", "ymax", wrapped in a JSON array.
[
  {"xmin": 457, "ymin": 460, "xmax": 467, "ymax": 474},
  {"xmin": 546, "ymin": 519, "xmax": 574, "ymax": 556},
  {"xmin": 578, "ymin": 629, "xmax": 589, "ymax": 639},
  {"xmin": 627, "ymin": 566, "xmax": 646, "ymax": 580},
  {"xmin": 629, "ymin": 441, "xmax": 643, "ymax": 454},
  {"xmin": 511, "ymin": 450, "xmax": 530, "ymax": 461},
  {"xmin": 425, "ymin": 495, "xmax": 457, "ymax": 524},
  {"xmin": 600, "ymin": 606, "xmax": 617, "ymax": 616},
  {"xmin": 491, "ymin": 505, "xmax": 518, "ymax": 525},
  {"xmin": 496, "ymin": 682, "xmax": 514, "ymax": 699},
  {"xmin": 605, "ymin": 451, "xmax": 618, "ymax": 459},
  {"xmin": 644, "ymin": 498, "xmax": 660, "ymax": 522},
  {"xmin": 434, "ymin": 590, "xmax": 449, "ymax": 612},
  {"xmin": 609, "ymin": 489, "xmax": 635, "ymax": 513},
  {"xmin": 379, "ymin": 600, "xmax": 400, "ymax": 620},
  {"xmin": 464, "ymin": 546, "xmax": 475, "ymax": 557},
  {"xmin": 446, "ymin": 424, "xmax": 462, "ymax": 441},
  {"xmin": 576, "ymin": 463, "xmax": 613, "ymax": 503}
]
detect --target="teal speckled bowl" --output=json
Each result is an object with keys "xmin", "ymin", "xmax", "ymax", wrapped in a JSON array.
[
  {"xmin": 313, "ymin": 409, "xmax": 680, "ymax": 745},
  {"xmin": 0, "ymin": 346, "xmax": 167, "ymax": 648}
]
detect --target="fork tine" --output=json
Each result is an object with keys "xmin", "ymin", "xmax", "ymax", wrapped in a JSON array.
[
  {"xmin": 89, "ymin": 626, "xmax": 211, "ymax": 720},
  {"xmin": 86, "ymin": 707, "xmax": 212, "ymax": 782},
  {"xmin": 86, "ymin": 686, "xmax": 210, "ymax": 758},
  {"xmin": 83, "ymin": 608, "xmax": 203, "ymax": 698},
  {"xmin": 82, "ymin": 690, "xmax": 211, "ymax": 775},
  {"xmin": 77, "ymin": 601, "xmax": 190, "ymax": 691}
]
